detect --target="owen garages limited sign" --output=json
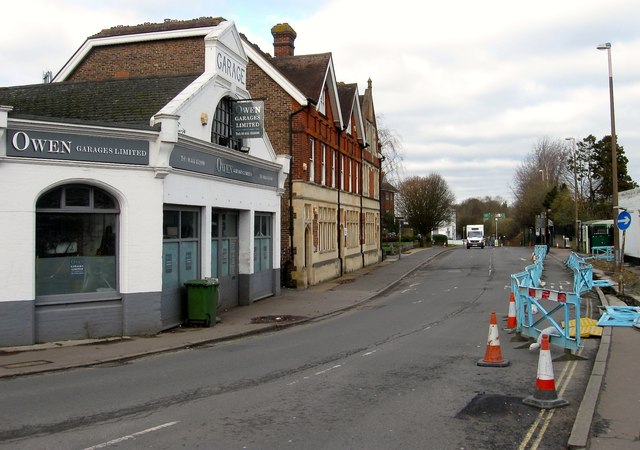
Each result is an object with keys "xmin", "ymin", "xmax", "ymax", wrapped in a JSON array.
[{"xmin": 232, "ymin": 100, "xmax": 264, "ymax": 138}]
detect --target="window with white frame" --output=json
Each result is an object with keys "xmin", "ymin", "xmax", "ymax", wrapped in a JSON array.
[
  {"xmin": 331, "ymin": 150, "xmax": 336, "ymax": 188},
  {"xmin": 348, "ymin": 159, "xmax": 355, "ymax": 192},
  {"xmin": 317, "ymin": 90, "xmax": 326, "ymax": 115},
  {"xmin": 321, "ymin": 144, "xmax": 326, "ymax": 185},
  {"xmin": 363, "ymin": 164, "xmax": 370, "ymax": 196},
  {"xmin": 36, "ymin": 185, "xmax": 119, "ymax": 298},
  {"xmin": 309, "ymin": 138, "xmax": 315, "ymax": 182}
]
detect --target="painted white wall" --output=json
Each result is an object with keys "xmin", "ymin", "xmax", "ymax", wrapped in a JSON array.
[
  {"xmin": 0, "ymin": 159, "xmax": 164, "ymax": 303},
  {"xmin": 163, "ymin": 171, "xmax": 281, "ymax": 274}
]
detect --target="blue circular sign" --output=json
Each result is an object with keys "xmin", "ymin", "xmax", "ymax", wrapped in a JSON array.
[{"xmin": 617, "ymin": 210, "xmax": 632, "ymax": 231}]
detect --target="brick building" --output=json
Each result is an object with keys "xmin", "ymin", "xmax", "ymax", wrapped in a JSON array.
[
  {"xmin": 245, "ymin": 24, "xmax": 382, "ymax": 287},
  {"xmin": 56, "ymin": 18, "xmax": 383, "ymax": 288},
  {"xmin": 0, "ymin": 18, "xmax": 383, "ymax": 346},
  {"xmin": 0, "ymin": 20, "xmax": 288, "ymax": 345}
]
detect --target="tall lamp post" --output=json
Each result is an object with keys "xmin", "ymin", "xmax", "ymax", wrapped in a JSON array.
[
  {"xmin": 597, "ymin": 42, "xmax": 619, "ymax": 270},
  {"xmin": 565, "ymin": 137, "xmax": 580, "ymax": 251}
]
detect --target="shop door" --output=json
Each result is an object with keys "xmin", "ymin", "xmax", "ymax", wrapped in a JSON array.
[
  {"xmin": 161, "ymin": 208, "xmax": 199, "ymax": 329},
  {"xmin": 211, "ymin": 210, "xmax": 238, "ymax": 308}
]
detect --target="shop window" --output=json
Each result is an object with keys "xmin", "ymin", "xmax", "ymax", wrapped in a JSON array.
[
  {"xmin": 35, "ymin": 185, "xmax": 119, "ymax": 297},
  {"xmin": 211, "ymin": 96, "xmax": 243, "ymax": 151},
  {"xmin": 162, "ymin": 208, "xmax": 200, "ymax": 290},
  {"xmin": 254, "ymin": 213, "xmax": 272, "ymax": 272},
  {"xmin": 211, "ymin": 210, "xmax": 238, "ymax": 278}
]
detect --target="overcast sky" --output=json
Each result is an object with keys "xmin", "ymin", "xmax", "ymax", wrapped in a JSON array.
[{"xmin": 2, "ymin": 0, "xmax": 639, "ymax": 203}]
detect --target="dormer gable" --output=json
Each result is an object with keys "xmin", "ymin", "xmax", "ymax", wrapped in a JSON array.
[
  {"xmin": 337, "ymin": 82, "xmax": 366, "ymax": 146},
  {"xmin": 204, "ymin": 20, "xmax": 248, "ymax": 87}
]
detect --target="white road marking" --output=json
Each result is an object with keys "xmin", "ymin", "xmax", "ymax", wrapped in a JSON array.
[
  {"xmin": 84, "ymin": 421, "xmax": 179, "ymax": 450},
  {"xmin": 315, "ymin": 364, "xmax": 342, "ymax": 376}
]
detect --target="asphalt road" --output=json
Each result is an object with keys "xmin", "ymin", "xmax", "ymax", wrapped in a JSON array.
[{"xmin": 0, "ymin": 246, "xmax": 599, "ymax": 449}]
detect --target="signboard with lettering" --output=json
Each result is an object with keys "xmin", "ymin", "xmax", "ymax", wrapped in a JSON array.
[
  {"xmin": 232, "ymin": 100, "xmax": 264, "ymax": 138},
  {"xmin": 170, "ymin": 145, "xmax": 278, "ymax": 188},
  {"xmin": 216, "ymin": 49, "xmax": 246, "ymax": 87},
  {"xmin": 6, "ymin": 129, "xmax": 149, "ymax": 165}
]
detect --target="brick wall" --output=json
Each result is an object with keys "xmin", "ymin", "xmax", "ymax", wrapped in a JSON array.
[{"xmin": 67, "ymin": 37, "xmax": 206, "ymax": 81}]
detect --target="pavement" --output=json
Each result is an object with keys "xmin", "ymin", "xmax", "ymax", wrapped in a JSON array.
[{"xmin": 1, "ymin": 245, "xmax": 638, "ymax": 449}]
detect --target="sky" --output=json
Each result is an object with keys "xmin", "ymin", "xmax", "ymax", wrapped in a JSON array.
[{"xmin": 2, "ymin": 0, "xmax": 640, "ymax": 203}]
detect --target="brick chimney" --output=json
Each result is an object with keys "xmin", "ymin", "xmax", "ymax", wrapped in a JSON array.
[{"xmin": 271, "ymin": 23, "xmax": 297, "ymax": 57}]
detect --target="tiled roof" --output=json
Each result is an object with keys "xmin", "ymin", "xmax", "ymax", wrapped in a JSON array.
[
  {"xmin": 0, "ymin": 75, "xmax": 198, "ymax": 129},
  {"xmin": 90, "ymin": 17, "xmax": 225, "ymax": 38},
  {"xmin": 269, "ymin": 53, "xmax": 332, "ymax": 102},
  {"xmin": 381, "ymin": 180, "xmax": 399, "ymax": 192},
  {"xmin": 337, "ymin": 82, "xmax": 358, "ymax": 123}
]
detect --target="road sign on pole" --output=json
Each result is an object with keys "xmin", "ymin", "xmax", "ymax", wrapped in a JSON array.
[{"xmin": 617, "ymin": 210, "xmax": 631, "ymax": 231}]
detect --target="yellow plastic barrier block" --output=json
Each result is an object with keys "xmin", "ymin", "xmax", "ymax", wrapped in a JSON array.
[{"xmin": 564, "ymin": 318, "xmax": 603, "ymax": 338}]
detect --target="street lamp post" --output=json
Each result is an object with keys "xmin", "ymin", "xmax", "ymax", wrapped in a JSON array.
[
  {"xmin": 565, "ymin": 137, "xmax": 580, "ymax": 251},
  {"xmin": 597, "ymin": 42, "xmax": 619, "ymax": 270}
]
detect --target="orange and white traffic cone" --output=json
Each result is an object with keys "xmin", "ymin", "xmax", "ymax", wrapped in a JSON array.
[
  {"xmin": 477, "ymin": 311, "xmax": 510, "ymax": 367},
  {"xmin": 522, "ymin": 333, "xmax": 569, "ymax": 409},
  {"xmin": 505, "ymin": 292, "xmax": 517, "ymax": 330}
]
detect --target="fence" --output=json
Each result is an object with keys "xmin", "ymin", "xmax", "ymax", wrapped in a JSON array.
[
  {"xmin": 511, "ymin": 245, "xmax": 582, "ymax": 351},
  {"xmin": 589, "ymin": 245, "xmax": 614, "ymax": 262},
  {"xmin": 515, "ymin": 286, "xmax": 581, "ymax": 351},
  {"xmin": 565, "ymin": 251, "xmax": 615, "ymax": 293}
]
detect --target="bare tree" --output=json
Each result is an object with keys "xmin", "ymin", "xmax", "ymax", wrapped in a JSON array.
[
  {"xmin": 511, "ymin": 137, "xmax": 568, "ymax": 228},
  {"xmin": 397, "ymin": 174, "xmax": 455, "ymax": 237},
  {"xmin": 377, "ymin": 114, "xmax": 404, "ymax": 188}
]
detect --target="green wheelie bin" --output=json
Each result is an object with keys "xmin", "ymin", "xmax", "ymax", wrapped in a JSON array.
[{"xmin": 184, "ymin": 278, "xmax": 219, "ymax": 327}]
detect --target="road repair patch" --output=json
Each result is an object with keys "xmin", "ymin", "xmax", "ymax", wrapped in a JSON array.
[{"xmin": 456, "ymin": 393, "xmax": 530, "ymax": 420}]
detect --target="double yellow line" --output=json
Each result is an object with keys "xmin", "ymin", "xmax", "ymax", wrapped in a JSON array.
[{"xmin": 518, "ymin": 290, "xmax": 591, "ymax": 449}]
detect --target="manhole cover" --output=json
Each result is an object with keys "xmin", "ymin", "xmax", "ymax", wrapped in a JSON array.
[{"xmin": 251, "ymin": 315, "xmax": 307, "ymax": 324}]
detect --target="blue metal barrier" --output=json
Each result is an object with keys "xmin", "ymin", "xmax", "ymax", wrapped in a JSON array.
[
  {"xmin": 510, "ymin": 245, "xmax": 547, "ymax": 339},
  {"xmin": 533, "ymin": 244, "xmax": 547, "ymax": 264},
  {"xmin": 565, "ymin": 251, "xmax": 615, "ymax": 292},
  {"xmin": 510, "ymin": 245, "xmax": 583, "ymax": 352},
  {"xmin": 516, "ymin": 286, "xmax": 581, "ymax": 351},
  {"xmin": 590, "ymin": 246, "xmax": 614, "ymax": 262}
]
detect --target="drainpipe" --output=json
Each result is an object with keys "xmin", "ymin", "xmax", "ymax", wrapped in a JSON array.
[
  {"xmin": 378, "ymin": 144, "xmax": 385, "ymax": 261},
  {"xmin": 336, "ymin": 124, "xmax": 348, "ymax": 277},
  {"xmin": 288, "ymin": 98, "xmax": 315, "ymax": 287},
  {"xmin": 360, "ymin": 143, "xmax": 369, "ymax": 268},
  {"xmin": 337, "ymin": 146, "xmax": 342, "ymax": 277}
]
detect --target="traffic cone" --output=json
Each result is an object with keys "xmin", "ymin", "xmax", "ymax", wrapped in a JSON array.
[
  {"xmin": 477, "ymin": 311, "xmax": 510, "ymax": 367},
  {"xmin": 505, "ymin": 292, "xmax": 517, "ymax": 330},
  {"xmin": 522, "ymin": 334, "xmax": 569, "ymax": 409}
]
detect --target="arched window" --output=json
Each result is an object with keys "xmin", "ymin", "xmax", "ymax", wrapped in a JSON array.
[
  {"xmin": 211, "ymin": 96, "xmax": 243, "ymax": 151},
  {"xmin": 35, "ymin": 185, "xmax": 119, "ymax": 297}
]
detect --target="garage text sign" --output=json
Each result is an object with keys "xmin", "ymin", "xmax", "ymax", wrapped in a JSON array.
[{"xmin": 7, "ymin": 129, "xmax": 149, "ymax": 165}]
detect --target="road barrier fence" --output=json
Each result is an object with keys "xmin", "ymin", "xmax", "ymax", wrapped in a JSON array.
[{"xmin": 511, "ymin": 245, "xmax": 582, "ymax": 352}]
